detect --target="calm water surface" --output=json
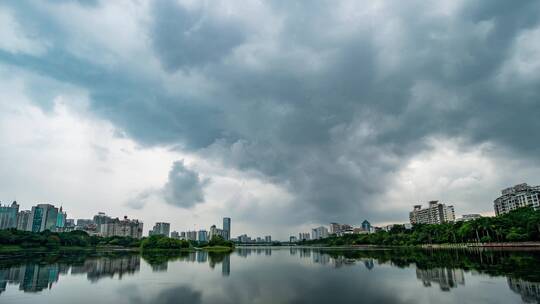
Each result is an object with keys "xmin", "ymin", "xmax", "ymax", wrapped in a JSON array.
[{"xmin": 1, "ymin": 247, "xmax": 540, "ymax": 303}]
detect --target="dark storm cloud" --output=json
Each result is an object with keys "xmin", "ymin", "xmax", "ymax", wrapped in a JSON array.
[
  {"xmin": 150, "ymin": 0, "xmax": 245, "ymax": 71},
  {"xmin": 162, "ymin": 160, "xmax": 210, "ymax": 208},
  {"xmin": 1, "ymin": 0, "xmax": 540, "ymax": 224}
]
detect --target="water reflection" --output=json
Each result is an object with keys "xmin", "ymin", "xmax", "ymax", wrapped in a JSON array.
[
  {"xmin": 509, "ymin": 277, "xmax": 540, "ymax": 303},
  {"xmin": 416, "ymin": 268, "xmax": 465, "ymax": 291},
  {"xmin": 0, "ymin": 248, "xmax": 539, "ymax": 303},
  {"xmin": 0, "ymin": 263, "xmax": 63, "ymax": 293},
  {"xmin": 141, "ymin": 251, "xmax": 231, "ymax": 277},
  {"xmin": 71, "ymin": 255, "xmax": 140, "ymax": 281},
  {"xmin": 0, "ymin": 253, "xmax": 139, "ymax": 293}
]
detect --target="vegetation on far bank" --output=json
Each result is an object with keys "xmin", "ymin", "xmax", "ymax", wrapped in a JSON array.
[
  {"xmin": 140, "ymin": 235, "xmax": 191, "ymax": 250},
  {"xmin": 140, "ymin": 234, "xmax": 234, "ymax": 251},
  {"xmin": 0, "ymin": 229, "xmax": 141, "ymax": 250},
  {"xmin": 0, "ymin": 229, "xmax": 234, "ymax": 252},
  {"xmin": 301, "ymin": 207, "xmax": 540, "ymax": 247}
]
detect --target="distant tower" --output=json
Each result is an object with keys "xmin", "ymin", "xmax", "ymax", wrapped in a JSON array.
[
  {"xmin": 223, "ymin": 217, "xmax": 231, "ymax": 240},
  {"xmin": 362, "ymin": 220, "xmax": 371, "ymax": 232}
]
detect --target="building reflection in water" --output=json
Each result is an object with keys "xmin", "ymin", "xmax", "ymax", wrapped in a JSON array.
[
  {"xmin": 0, "ymin": 263, "xmax": 62, "ymax": 293},
  {"xmin": 299, "ymin": 248, "xmax": 311, "ymax": 259},
  {"xmin": 3, "ymin": 247, "xmax": 540, "ymax": 301},
  {"xmin": 151, "ymin": 262, "xmax": 168, "ymax": 272},
  {"xmin": 415, "ymin": 268, "xmax": 465, "ymax": 291},
  {"xmin": 364, "ymin": 259, "xmax": 374, "ymax": 270},
  {"xmin": 236, "ymin": 248, "xmax": 251, "ymax": 258},
  {"xmin": 197, "ymin": 251, "xmax": 208, "ymax": 263},
  {"xmin": 0, "ymin": 255, "xmax": 139, "ymax": 294},
  {"xmin": 508, "ymin": 277, "xmax": 540, "ymax": 303},
  {"xmin": 71, "ymin": 255, "xmax": 140, "ymax": 282},
  {"xmin": 222, "ymin": 254, "xmax": 230, "ymax": 277}
]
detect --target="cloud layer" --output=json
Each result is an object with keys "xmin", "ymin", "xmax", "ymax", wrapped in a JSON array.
[{"xmin": 1, "ymin": 0, "xmax": 540, "ymax": 237}]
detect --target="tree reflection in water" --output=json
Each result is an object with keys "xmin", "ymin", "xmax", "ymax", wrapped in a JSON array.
[{"xmin": 0, "ymin": 248, "xmax": 539, "ymax": 302}]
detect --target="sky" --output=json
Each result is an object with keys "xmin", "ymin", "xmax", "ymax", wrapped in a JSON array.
[{"xmin": 0, "ymin": 0, "xmax": 540, "ymax": 240}]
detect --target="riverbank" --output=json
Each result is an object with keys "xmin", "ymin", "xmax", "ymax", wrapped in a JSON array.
[
  {"xmin": 0, "ymin": 244, "xmax": 234, "ymax": 254},
  {"xmin": 0, "ymin": 245, "xmax": 140, "ymax": 254},
  {"xmin": 140, "ymin": 246, "xmax": 233, "ymax": 253},
  {"xmin": 197, "ymin": 245, "xmax": 234, "ymax": 252},
  {"xmin": 419, "ymin": 242, "xmax": 540, "ymax": 249},
  {"xmin": 292, "ymin": 242, "xmax": 540, "ymax": 250}
]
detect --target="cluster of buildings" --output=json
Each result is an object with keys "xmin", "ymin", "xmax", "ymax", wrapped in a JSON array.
[
  {"xmin": 290, "ymin": 220, "xmax": 374, "ymax": 242},
  {"xmin": 408, "ymin": 201, "xmax": 485, "ymax": 225},
  {"xmin": 149, "ymin": 217, "xmax": 233, "ymax": 243},
  {"xmin": 0, "ymin": 202, "xmax": 143, "ymax": 238},
  {"xmin": 0, "ymin": 203, "xmax": 244, "ymax": 244},
  {"xmin": 236, "ymin": 234, "xmax": 272, "ymax": 244},
  {"xmin": 0, "ymin": 202, "xmax": 67, "ymax": 233},
  {"xmin": 74, "ymin": 212, "xmax": 143, "ymax": 239},
  {"xmin": 150, "ymin": 217, "xmax": 274, "ymax": 244},
  {"xmin": 2, "ymin": 182, "xmax": 539, "ymax": 243},
  {"xmin": 407, "ymin": 183, "xmax": 540, "ymax": 226}
]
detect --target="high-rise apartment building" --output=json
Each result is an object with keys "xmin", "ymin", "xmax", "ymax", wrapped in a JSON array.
[
  {"xmin": 494, "ymin": 183, "xmax": 540, "ymax": 216},
  {"xmin": 238, "ymin": 234, "xmax": 249, "ymax": 243},
  {"xmin": 28, "ymin": 204, "xmax": 59, "ymax": 232},
  {"xmin": 76, "ymin": 219, "xmax": 94, "ymax": 229},
  {"xmin": 299, "ymin": 232, "xmax": 310, "ymax": 241},
  {"xmin": 198, "ymin": 230, "xmax": 208, "ymax": 242},
  {"xmin": 208, "ymin": 225, "xmax": 225, "ymax": 240},
  {"xmin": 329, "ymin": 223, "xmax": 340, "ymax": 234},
  {"xmin": 311, "ymin": 226, "xmax": 329, "ymax": 240},
  {"xmin": 56, "ymin": 207, "xmax": 67, "ymax": 231},
  {"xmin": 264, "ymin": 235, "xmax": 272, "ymax": 243},
  {"xmin": 0, "ymin": 201, "xmax": 19, "ymax": 230},
  {"xmin": 149, "ymin": 222, "xmax": 170, "ymax": 237},
  {"xmin": 329, "ymin": 223, "xmax": 354, "ymax": 236},
  {"xmin": 100, "ymin": 216, "xmax": 143, "ymax": 239},
  {"xmin": 16, "ymin": 210, "xmax": 32, "ymax": 231},
  {"xmin": 223, "ymin": 217, "xmax": 231, "ymax": 240},
  {"xmin": 409, "ymin": 201, "xmax": 455, "ymax": 225},
  {"xmin": 93, "ymin": 212, "xmax": 111, "ymax": 233},
  {"xmin": 170, "ymin": 231, "xmax": 180, "ymax": 239},
  {"xmin": 361, "ymin": 220, "xmax": 371, "ymax": 232},
  {"xmin": 186, "ymin": 230, "xmax": 197, "ymax": 241}
]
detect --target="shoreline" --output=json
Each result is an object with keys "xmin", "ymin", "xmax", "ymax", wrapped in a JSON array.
[
  {"xmin": 3, "ymin": 242, "xmax": 540, "ymax": 254},
  {"xmin": 289, "ymin": 242, "xmax": 540, "ymax": 250},
  {"xmin": 0, "ymin": 245, "xmax": 234, "ymax": 255}
]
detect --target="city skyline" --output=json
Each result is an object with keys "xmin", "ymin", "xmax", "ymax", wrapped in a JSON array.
[
  {"xmin": 1, "ymin": 1, "xmax": 540, "ymax": 240},
  {"xmin": 2, "ymin": 181, "xmax": 538, "ymax": 239}
]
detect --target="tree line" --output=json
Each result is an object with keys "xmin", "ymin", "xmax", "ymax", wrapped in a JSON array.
[
  {"xmin": 0, "ymin": 229, "xmax": 141, "ymax": 249},
  {"xmin": 302, "ymin": 207, "xmax": 540, "ymax": 246},
  {"xmin": 0, "ymin": 229, "xmax": 235, "ymax": 251}
]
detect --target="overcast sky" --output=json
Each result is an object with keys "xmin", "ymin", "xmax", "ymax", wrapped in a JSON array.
[{"xmin": 1, "ymin": 0, "xmax": 539, "ymax": 239}]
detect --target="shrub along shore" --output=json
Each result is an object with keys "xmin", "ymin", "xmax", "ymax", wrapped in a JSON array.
[
  {"xmin": 300, "ymin": 207, "xmax": 540, "ymax": 247},
  {"xmin": 0, "ymin": 229, "xmax": 234, "ymax": 253}
]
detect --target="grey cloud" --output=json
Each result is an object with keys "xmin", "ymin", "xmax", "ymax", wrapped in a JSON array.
[
  {"xmin": 162, "ymin": 160, "xmax": 209, "ymax": 208},
  {"xmin": 126, "ymin": 189, "xmax": 156, "ymax": 210},
  {"xmin": 125, "ymin": 160, "xmax": 209, "ymax": 210},
  {"xmin": 150, "ymin": 0, "xmax": 245, "ymax": 72},
  {"xmin": 2, "ymin": 1, "xmax": 540, "ymax": 225}
]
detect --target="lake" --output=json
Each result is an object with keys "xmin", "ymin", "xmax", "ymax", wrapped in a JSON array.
[{"xmin": 1, "ymin": 247, "xmax": 539, "ymax": 303}]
